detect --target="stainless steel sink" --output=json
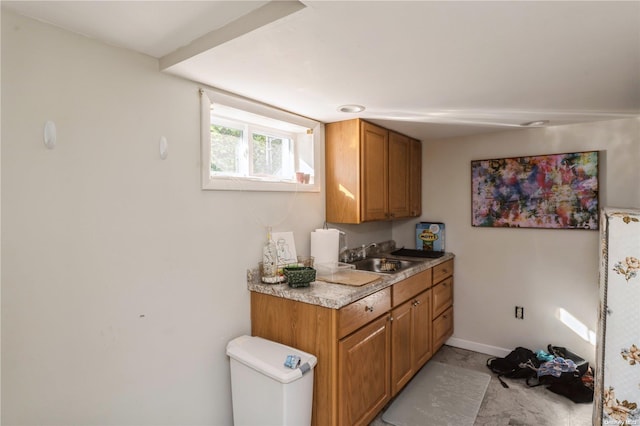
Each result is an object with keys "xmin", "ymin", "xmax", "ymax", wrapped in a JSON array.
[{"xmin": 351, "ymin": 257, "xmax": 418, "ymax": 274}]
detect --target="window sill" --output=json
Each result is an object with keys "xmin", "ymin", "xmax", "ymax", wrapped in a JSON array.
[{"xmin": 202, "ymin": 177, "xmax": 320, "ymax": 192}]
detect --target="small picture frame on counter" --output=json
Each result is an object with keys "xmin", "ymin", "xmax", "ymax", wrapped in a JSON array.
[{"xmin": 272, "ymin": 231, "xmax": 298, "ymax": 266}]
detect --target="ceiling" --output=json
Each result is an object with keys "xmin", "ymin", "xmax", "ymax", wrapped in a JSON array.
[{"xmin": 4, "ymin": 0, "xmax": 640, "ymax": 140}]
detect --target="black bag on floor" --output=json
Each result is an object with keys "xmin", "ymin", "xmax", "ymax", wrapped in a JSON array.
[
  {"xmin": 487, "ymin": 347, "xmax": 540, "ymax": 388},
  {"xmin": 547, "ymin": 377, "xmax": 594, "ymax": 403},
  {"xmin": 541, "ymin": 345, "xmax": 593, "ymax": 403}
]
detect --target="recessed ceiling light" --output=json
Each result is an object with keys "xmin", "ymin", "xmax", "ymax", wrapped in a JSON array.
[
  {"xmin": 520, "ymin": 120, "xmax": 549, "ymax": 127},
  {"xmin": 338, "ymin": 104, "xmax": 365, "ymax": 113}
]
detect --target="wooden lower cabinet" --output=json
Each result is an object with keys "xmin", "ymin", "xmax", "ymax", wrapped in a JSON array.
[
  {"xmin": 391, "ymin": 289, "xmax": 432, "ymax": 396},
  {"xmin": 433, "ymin": 259, "xmax": 453, "ymax": 284},
  {"xmin": 390, "ymin": 300, "xmax": 413, "ymax": 395},
  {"xmin": 250, "ymin": 289, "xmax": 391, "ymax": 426},
  {"xmin": 432, "ymin": 259, "xmax": 454, "ymax": 353},
  {"xmin": 432, "ymin": 276, "xmax": 453, "ymax": 319},
  {"xmin": 339, "ymin": 314, "xmax": 391, "ymax": 426},
  {"xmin": 250, "ymin": 260, "xmax": 453, "ymax": 426},
  {"xmin": 412, "ymin": 289, "xmax": 433, "ymax": 370},
  {"xmin": 433, "ymin": 305, "xmax": 454, "ymax": 351}
]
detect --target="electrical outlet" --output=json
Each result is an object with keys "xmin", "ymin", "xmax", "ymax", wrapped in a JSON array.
[{"xmin": 515, "ymin": 306, "xmax": 524, "ymax": 319}]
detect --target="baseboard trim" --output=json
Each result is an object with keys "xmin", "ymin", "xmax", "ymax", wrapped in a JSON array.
[{"xmin": 445, "ymin": 337, "xmax": 511, "ymax": 358}]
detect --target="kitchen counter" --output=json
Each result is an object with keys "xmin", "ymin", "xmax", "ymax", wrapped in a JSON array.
[{"xmin": 246, "ymin": 252, "xmax": 455, "ymax": 309}]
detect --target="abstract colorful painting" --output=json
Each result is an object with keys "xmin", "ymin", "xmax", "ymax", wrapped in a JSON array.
[{"xmin": 471, "ymin": 151, "xmax": 599, "ymax": 229}]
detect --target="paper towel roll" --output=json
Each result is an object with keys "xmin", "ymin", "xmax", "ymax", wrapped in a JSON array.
[{"xmin": 310, "ymin": 229, "xmax": 340, "ymax": 265}]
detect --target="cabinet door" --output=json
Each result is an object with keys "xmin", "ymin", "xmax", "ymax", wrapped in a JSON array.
[
  {"xmin": 391, "ymin": 300, "xmax": 413, "ymax": 396},
  {"xmin": 391, "ymin": 288, "xmax": 433, "ymax": 396},
  {"xmin": 409, "ymin": 138, "xmax": 422, "ymax": 217},
  {"xmin": 361, "ymin": 121, "xmax": 388, "ymax": 221},
  {"xmin": 388, "ymin": 131, "xmax": 411, "ymax": 219},
  {"xmin": 433, "ymin": 306, "xmax": 454, "ymax": 352},
  {"xmin": 325, "ymin": 119, "xmax": 361, "ymax": 224},
  {"xmin": 412, "ymin": 289, "xmax": 433, "ymax": 368},
  {"xmin": 339, "ymin": 314, "xmax": 391, "ymax": 426}
]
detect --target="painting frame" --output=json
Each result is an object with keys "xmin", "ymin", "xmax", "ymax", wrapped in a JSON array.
[{"xmin": 471, "ymin": 151, "xmax": 599, "ymax": 230}]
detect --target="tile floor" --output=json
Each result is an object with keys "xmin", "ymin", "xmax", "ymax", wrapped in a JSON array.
[{"xmin": 371, "ymin": 345, "xmax": 593, "ymax": 426}]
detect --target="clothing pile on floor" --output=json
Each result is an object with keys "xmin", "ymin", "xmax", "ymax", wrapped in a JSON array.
[{"xmin": 486, "ymin": 345, "xmax": 594, "ymax": 403}]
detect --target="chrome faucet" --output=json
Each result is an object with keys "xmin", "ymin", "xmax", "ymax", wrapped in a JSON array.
[{"xmin": 360, "ymin": 243, "xmax": 377, "ymax": 259}]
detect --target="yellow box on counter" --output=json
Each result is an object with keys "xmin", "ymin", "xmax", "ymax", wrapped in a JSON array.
[{"xmin": 416, "ymin": 222, "xmax": 445, "ymax": 251}]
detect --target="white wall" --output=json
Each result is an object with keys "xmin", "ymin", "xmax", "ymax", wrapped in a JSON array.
[
  {"xmin": 1, "ymin": 11, "xmax": 325, "ymax": 425},
  {"xmin": 393, "ymin": 117, "xmax": 640, "ymax": 364}
]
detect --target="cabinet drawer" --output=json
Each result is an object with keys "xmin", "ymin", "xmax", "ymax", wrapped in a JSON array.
[
  {"xmin": 433, "ymin": 306, "xmax": 453, "ymax": 351},
  {"xmin": 392, "ymin": 268, "xmax": 432, "ymax": 307},
  {"xmin": 432, "ymin": 276, "xmax": 453, "ymax": 319},
  {"xmin": 433, "ymin": 259, "xmax": 453, "ymax": 283},
  {"xmin": 339, "ymin": 287, "xmax": 391, "ymax": 339}
]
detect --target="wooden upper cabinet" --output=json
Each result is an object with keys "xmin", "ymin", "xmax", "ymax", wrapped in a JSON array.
[
  {"xmin": 325, "ymin": 119, "xmax": 362, "ymax": 224},
  {"xmin": 326, "ymin": 119, "xmax": 421, "ymax": 223},
  {"xmin": 361, "ymin": 122, "xmax": 389, "ymax": 221},
  {"xmin": 388, "ymin": 131, "xmax": 411, "ymax": 219},
  {"xmin": 409, "ymin": 138, "xmax": 422, "ymax": 217}
]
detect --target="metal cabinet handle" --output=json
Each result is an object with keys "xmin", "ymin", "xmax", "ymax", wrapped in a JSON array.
[{"xmin": 365, "ymin": 306, "xmax": 374, "ymax": 312}]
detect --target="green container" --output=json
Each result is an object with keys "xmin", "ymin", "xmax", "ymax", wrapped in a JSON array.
[{"xmin": 283, "ymin": 266, "xmax": 316, "ymax": 288}]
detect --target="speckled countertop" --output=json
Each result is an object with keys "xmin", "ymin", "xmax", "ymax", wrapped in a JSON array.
[{"xmin": 247, "ymin": 252, "xmax": 455, "ymax": 309}]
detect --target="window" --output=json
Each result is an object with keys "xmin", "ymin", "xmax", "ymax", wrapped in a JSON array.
[{"xmin": 200, "ymin": 88, "xmax": 321, "ymax": 192}]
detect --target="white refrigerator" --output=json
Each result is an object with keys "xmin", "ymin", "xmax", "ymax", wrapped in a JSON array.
[{"xmin": 594, "ymin": 207, "xmax": 640, "ymax": 425}]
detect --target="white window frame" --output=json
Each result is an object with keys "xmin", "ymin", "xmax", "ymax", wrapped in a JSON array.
[{"xmin": 200, "ymin": 88, "xmax": 322, "ymax": 192}]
